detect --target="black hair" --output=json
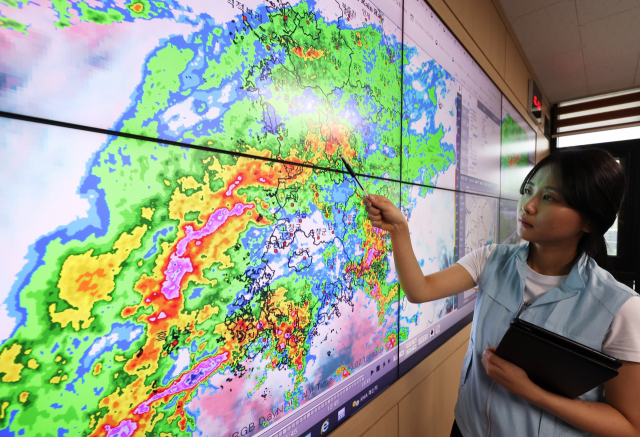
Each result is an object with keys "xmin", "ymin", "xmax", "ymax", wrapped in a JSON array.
[{"xmin": 519, "ymin": 147, "xmax": 626, "ymax": 269}]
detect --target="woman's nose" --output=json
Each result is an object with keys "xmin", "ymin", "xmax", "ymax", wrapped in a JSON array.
[{"xmin": 523, "ymin": 198, "xmax": 537, "ymax": 215}]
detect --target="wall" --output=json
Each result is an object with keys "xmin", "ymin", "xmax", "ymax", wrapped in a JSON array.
[{"xmin": 331, "ymin": 1, "xmax": 550, "ymax": 436}]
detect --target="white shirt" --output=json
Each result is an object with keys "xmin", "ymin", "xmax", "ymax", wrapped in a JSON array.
[{"xmin": 458, "ymin": 245, "xmax": 640, "ymax": 362}]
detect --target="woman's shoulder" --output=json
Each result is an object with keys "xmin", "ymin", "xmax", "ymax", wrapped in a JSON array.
[
  {"xmin": 470, "ymin": 242, "xmax": 524, "ymax": 256},
  {"xmin": 459, "ymin": 244, "xmax": 499, "ymax": 266},
  {"xmin": 457, "ymin": 244, "xmax": 524, "ymax": 282},
  {"xmin": 602, "ymin": 295, "xmax": 640, "ymax": 362},
  {"xmin": 586, "ymin": 260, "xmax": 635, "ymax": 294},
  {"xmin": 486, "ymin": 242, "xmax": 527, "ymax": 259},
  {"xmin": 462, "ymin": 243, "xmax": 528, "ymax": 268},
  {"xmin": 583, "ymin": 259, "xmax": 637, "ymax": 312}
]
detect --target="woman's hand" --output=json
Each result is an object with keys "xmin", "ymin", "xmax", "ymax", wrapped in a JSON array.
[
  {"xmin": 363, "ymin": 194, "xmax": 407, "ymax": 233},
  {"xmin": 364, "ymin": 194, "xmax": 476, "ymax": 303},
  {"xmin": 482, "ymin": 347, "xmax": 540, "ymax": 402}
]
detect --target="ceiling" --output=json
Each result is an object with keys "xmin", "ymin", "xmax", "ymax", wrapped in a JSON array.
[{"xmin": 498, "ymin": 0, "xmax": 640, "ymax": 104}]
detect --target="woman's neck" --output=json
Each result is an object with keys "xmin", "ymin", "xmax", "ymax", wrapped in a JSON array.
[{"xmin": 527, "ymin": 243, "xmax": 578, "ymax": 276}]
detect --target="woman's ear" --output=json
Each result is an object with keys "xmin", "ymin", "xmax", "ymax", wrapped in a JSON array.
[{"xmin": 581, "ymin": 219, "xmax": 592, "ymax": 234}]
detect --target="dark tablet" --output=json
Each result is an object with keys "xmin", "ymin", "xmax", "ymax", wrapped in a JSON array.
[{"xmin": 495, "ymin": 318, "xmax": 622, "ymax": 399}]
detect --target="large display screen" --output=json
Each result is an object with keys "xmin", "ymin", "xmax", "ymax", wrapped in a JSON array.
[{"xmin": 1, "ymin": 0, "xmax": 529, "ymax": 435}]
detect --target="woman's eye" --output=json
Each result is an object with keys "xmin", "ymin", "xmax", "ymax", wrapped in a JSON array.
[{"xmin": 543, "ymin": 195, "xmax": 552, "ymax": 201}]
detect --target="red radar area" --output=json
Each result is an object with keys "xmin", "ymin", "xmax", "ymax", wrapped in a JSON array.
[{"xmin": 128, "ymin": 2, "xmax": 144, "ymax": 13}]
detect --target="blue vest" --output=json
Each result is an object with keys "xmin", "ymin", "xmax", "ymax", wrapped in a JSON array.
[{"xmin": 455, "ymin": 244, "xmax": 635, "ymax": 437}]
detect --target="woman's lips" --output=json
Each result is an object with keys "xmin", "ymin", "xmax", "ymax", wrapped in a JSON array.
[{"xmin": 518, "ymin": 218, "xmax": 533, "ymax": 229}]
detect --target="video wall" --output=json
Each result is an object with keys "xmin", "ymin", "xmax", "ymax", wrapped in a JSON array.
[{"xmin": 0, "ymin": 0, "xmax": 536, "ymax": 436}]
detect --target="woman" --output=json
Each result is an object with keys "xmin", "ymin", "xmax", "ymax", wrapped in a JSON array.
[{"xmin": 364, "ymin": 148, "xmax": 640, "ymax": 437}]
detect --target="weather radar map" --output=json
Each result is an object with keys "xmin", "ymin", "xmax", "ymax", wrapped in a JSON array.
[
  {"xmin": 500, "ymin": 96, "xmax": 536, "ymax": 200},
  {"xmin": 395, "ymin": 21, "xmax": 460, "ymax": 354},
  {"xmin": 399, "ymin": 186, "xmax": 455, "ymax": 346},
  {"xmin": 0, "ymin": 0, "xmax": 405, "ymax": 435},
  {"xmin": 401, "ymin": 34, "xmax": 457, "ymax": 189}
]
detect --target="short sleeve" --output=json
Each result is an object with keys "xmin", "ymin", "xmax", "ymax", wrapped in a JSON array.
[
  {"xmin": 456, "ymin": 244, "xmax": 497, "ymax": 285},
  {"xmin": 602, "ymin": 296, "xmax": 640, "ymax": 363}
]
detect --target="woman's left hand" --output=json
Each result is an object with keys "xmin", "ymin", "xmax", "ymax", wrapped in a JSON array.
[{"xmin": 482, "ymin": 347, "xmax": 540, "ymax": 402}]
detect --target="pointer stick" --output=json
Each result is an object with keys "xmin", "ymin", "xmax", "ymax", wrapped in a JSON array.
[{"xmin": 339, "ymin": 152, "xmax": 369, "ymax": 197}]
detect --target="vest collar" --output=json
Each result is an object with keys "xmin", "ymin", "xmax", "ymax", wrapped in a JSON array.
[{"xmin": 510, "ymin": 243, "xmax": 587, "ymax": 310}]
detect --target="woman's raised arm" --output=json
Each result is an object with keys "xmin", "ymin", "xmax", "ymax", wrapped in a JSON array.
[{"xmin": 364, "ymin": 194, "xmax": 476, "ymax": 303}]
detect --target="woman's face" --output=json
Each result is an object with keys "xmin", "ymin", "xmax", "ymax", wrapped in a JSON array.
[{"xmin": 517, "ymin": 165, "xmax": 590, "ymax": 246}]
